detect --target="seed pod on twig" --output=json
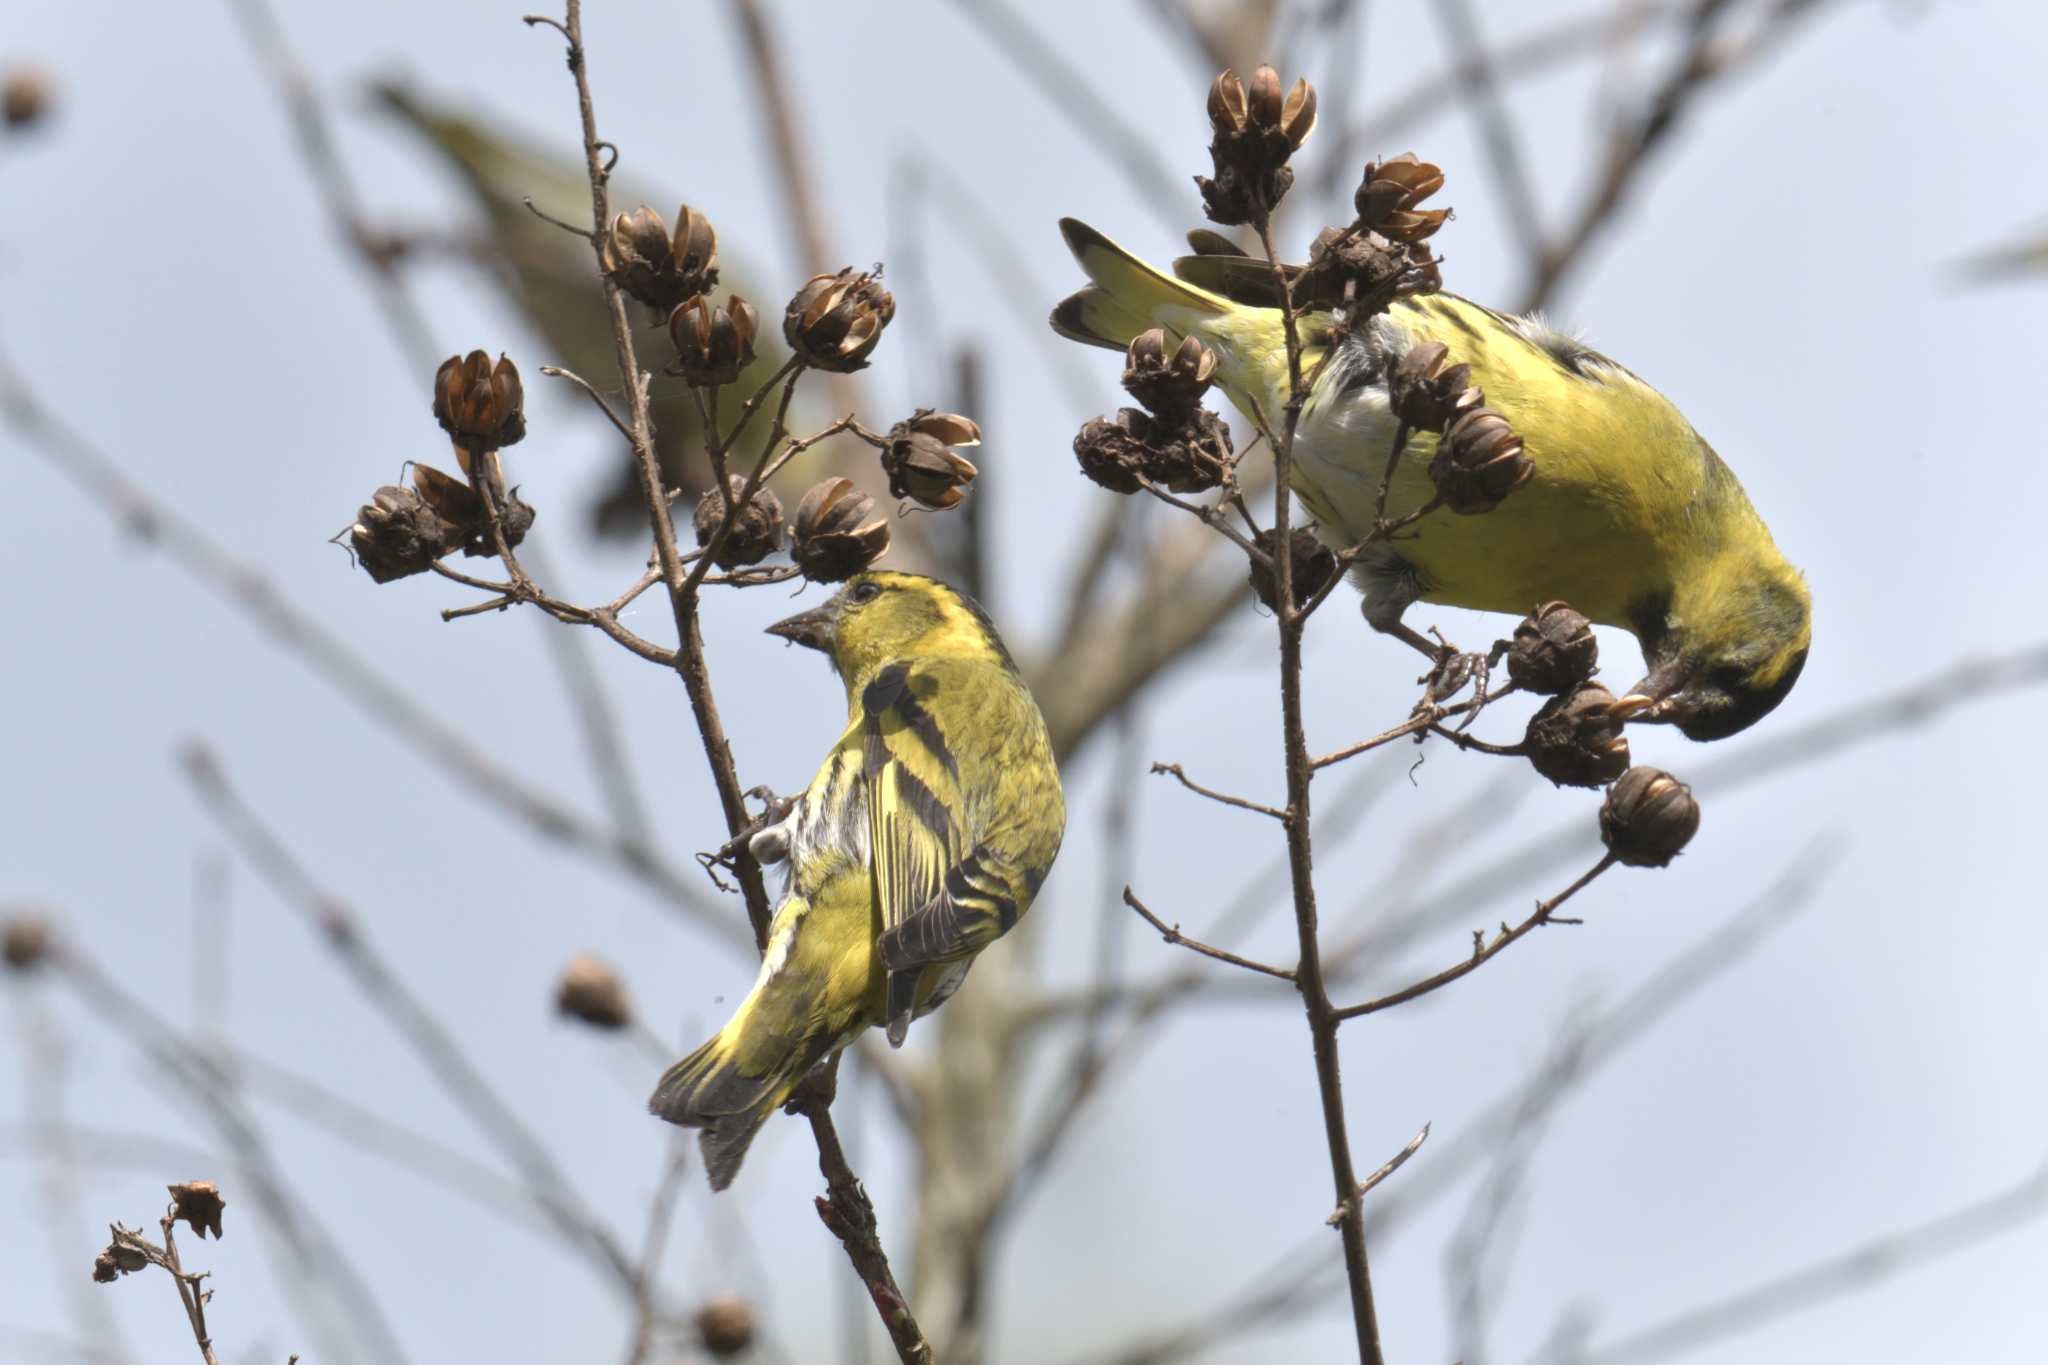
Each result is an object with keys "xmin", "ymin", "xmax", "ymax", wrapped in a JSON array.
[
  {"xmin": 784, "ymin": 268, "xmax": 895, "ymax": 372},
  {"xmin": 1354, "ymin": 153, "xmax": 1450, "ymax": 243},
  {"xmin": 2, "ymin": 913, "xmax": 50, "ymax": 972},
  {"xmin": 1388, "ymin": 342, "xmax": 1479, "ymax": 434},
  {"xmin": 1072, "ymin": 409, "xmax": 1153, "ymax": 495},
  {"xmin": 791, "ymin": 478, "xmax": 890, "ymax": 582},
  {"xmin": 882, "ymin": 410, "xmax": 980, "ymax": 511},
  {"xmin": 346, "ymin": 485, "xmax": 456, "ymax": 583},
  {"xmin": 1197, "ymin": 66, "xmax": 1318, "ymax": 224},
  {"xmin": 1122, "ymin": 330, "xmax": 1219, "ymax": 418},
  {"xmin": 432, "ymin": 351, "xmax": 526, "ymax": 456},
  {"xmin": 696, "ymin": 1293, "xmax": 757, "ymax": 1359},
  {"xmin": 600, "ymin": 203, "xmax": 720, "ymax": 314},
  {"xmin": 1506, "ymin": 602, "xmax": 1599, "ymax": 695},
  {"xmin": 1248, "ymin": 527, "xmax": 1338, "ymax": 612},
  {"xmin": 693, "ymin": 475, "xmax": 785, "ymax": 568},
  {"xmin": 1525, "ymin": 683, "xmax": 1632, "ymax": 788},
  {"xmin": 1430, "ymin": 405, "xmax": 1534, "ymax": 515},
  {"xmin": 668, "ymin": 294, "xmax": 758, "ymax": 387},
  {"xmin": 1600, "ymin": 767, "xmax": 1702, "ymax": 867},
  {"xmin": 167, "ymin": 1182, "xmax": 225, "ymax": 1241}
]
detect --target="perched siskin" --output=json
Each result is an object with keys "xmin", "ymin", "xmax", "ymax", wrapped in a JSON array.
[
  {"xmin": 1052, "ymin": 221, "xmax": 1812, "ymax": 740},
  {"xmin": 649, "ymin": 572, "xmax": 1065, "ymax": 1189}
]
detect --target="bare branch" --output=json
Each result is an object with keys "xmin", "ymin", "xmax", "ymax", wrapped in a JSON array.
[
  {"xmin": 1121, "ymin": 889, "xmax": 1297, "ymax": 984},
  {"xmin": 1328, "ymin": 1123, "xmax": 1431, "ymax": 1226},
  {"xmin": 1149, "ymin": 762, "xmax": 1288, "ymax": 821}
]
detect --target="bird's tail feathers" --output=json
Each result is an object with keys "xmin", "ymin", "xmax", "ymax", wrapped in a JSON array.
[
  {"xmin": 649, "ymin": 1032, "xmax": 806, "ymax": 1191},
  {"xmin": 1051, "ymin": 218, "xmax": 1230, "ymax": 352}
]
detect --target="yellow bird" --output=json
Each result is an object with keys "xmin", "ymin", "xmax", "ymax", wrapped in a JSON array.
[
  {"xmin": 1052, "ymin": 219, "xmax": 1811, "ymax": 740},
  {"xmin": 650, "ymin": 572, "xmax": 1065, "ymax": 1189}
]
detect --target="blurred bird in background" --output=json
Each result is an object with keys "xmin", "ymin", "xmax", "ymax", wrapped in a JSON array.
[
  {"xmin": 1053, "ymin": 219, "xmax": 1811, "ymax": 740},
  {"xmin": 650, "ymin": 572, "xmax": 1065, "ymax": 1189},
  {"xmin": 373, "ymin": 80, "xmax": 793, "ymax": 538}
]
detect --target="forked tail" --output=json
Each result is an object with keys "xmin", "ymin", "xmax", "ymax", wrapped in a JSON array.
[{"xmin": 1050, "ymin": 218, "xmax": 1231, "ymax": 352}]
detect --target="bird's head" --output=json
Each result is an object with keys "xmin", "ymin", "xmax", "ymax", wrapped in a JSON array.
[
  {"xmin": 765, "ymin": 571, "xmax": 1013, "ymax": 685},
  {"xmin": 1615, "ymin": 555, "xmax": 1812, "ymax": 742}
]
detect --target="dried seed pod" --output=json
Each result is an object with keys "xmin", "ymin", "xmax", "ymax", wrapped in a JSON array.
[
  {"xmin": 432, "ymin": 351, "xmax": 526, "ymax": 455},
  {"xmin": 1122, "ymin": 329, "xmax": 1219, "ymax": 417},
  {"xmin": 1248, "ymin": 527, "xmax": 1338, "ymax": 611},
  {"xmin": 1388, "ymin": 341, "xmax": 1479, "ymax": 434},
  {"xmin": 1072, "ymin": 409, "xmax": 1152, "ymax": 495},
  {"xmin": 554, "ymin": 953, "xmax": 633, "ymax": 1030},
  {"xmin": 1354, "ymin": 153, "xmax": 1450, "ymax": 243},
  {"xmin": 1198, "ymin": 66, "xmax": 1317, "ymax": 224},
  {"xmin": 1506, "ymin": 602, "xmax": 1599, "ymax": 695},
  {"xmin": 696, "ymin": 1293, "xmax": 758, "ymax": 1359},
  {"xmin": 600, "ymin": 203, "xmax": 720, "ymax": 313},
  {"xmin": 347, "ymin": 485, "xmax": 456, "ymax": 584},
  {"xmin": 1525, "ymin": 683, "xmax": 1632, "ymax": 788},
  {"xmin": 91, "ymin": 1250, "xmax": 122, "ymax": 1283},
  {"xmin": 1430, "ymin": 405, "xmax": 1534, "ymax": 515},
  {"xmin": 1141, "ymin": 407, "xmax": 1234, "ymax": 494},
  {"xmin": 784, "ymin": 267, "xmax": 895, "ymax": 372},
  {"xmin": 2, "ymin": 913, "xmax": 50, "ymax": 972},
  {"xmin": 2, "ymin": 65, "xmax": 53, "ymax": 130},
  {"xmin": 692, "ymin": 475, "xmax": 786, "ymax": 568},
  {"xmin": 883, "ymin": 410, "xmax": 981, "ymax": 511},
  {"xmin": 167, "ymin": 1182, "xmax": 225, "ymax": 1241},
  {"xmin": 669, "ymin": 293, "xmax": 759, "ymax": 387},
  {"xmin": 791, "ymin": 477, "xmax": 890, "ymax": 582},
  {"xmin": 1599, "ymin": 767, "xmax": 1702, "ymax": 868}
]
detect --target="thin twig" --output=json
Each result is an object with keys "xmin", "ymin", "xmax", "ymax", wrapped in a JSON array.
[
  {"xmin": 1430, "ymin": 0, "xmax": 1549, "ymax": 264},
  {"xmin": 1121, "ymin": 888, "xmax": 1297, "ymax": 983},
  {"xmin": 1149, "ymin": 762, "xmax": 1288, "ymax": 821},
  {"xmin": 1327, "ymin": 1123, "xmax": 1431, "ymax": 1226}
]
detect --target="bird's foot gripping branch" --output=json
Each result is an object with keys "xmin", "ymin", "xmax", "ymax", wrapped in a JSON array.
[{"xmin": 1054, "ymin": 62, "xmax": 1718, "ymax": 1365}]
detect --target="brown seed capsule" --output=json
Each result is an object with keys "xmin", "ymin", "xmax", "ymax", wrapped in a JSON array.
[
  {"xmin": 784, "ymin": 267, "xmax": 895, "ymax": 372},
  {"xmin": 168, "ymin": 1182, "xmax": 226, "ymax": 1241},
  {"xmin": 347, "ymin": 485, "xmax": 456, "ymax": 584},
  {"xmin": 1248, "ymin": 527, "xmax": 1338, "ymax": 612},
  {"xmin": 91, "ymin": 1250, "xmax": 121, "ymax": 1283},
  {"xmin": 1507, "ymin": 602, "xmax": 1599, "ymax": 695},
  {"xmin": 791, "ymin": 477, "xmax": 891, "ymax": 582},
  {"xmin": 1525, "ymin": 683, "xmax": 1632, "ymax": 789},
  {"xmin": 1198, "ymin": 66, "xmax": 1317, "ymax": 224},
  {"xmin": 554, "ymin": 953, "xmax": 633, "ymax": 1030},
  {"xmin": 2, "ymin": 66, "xmax": 53, "ymax": 130},
  {"xmin": 1387, "ymin": 342, "xmax": 1479, "ymax": 434},
  {"xmin": 1354, "ymin": 153, "xmax": 1450, "ymax": 243},
  {"xmin": 432, "ymin": 351, "xmax": 526, "ymax": 456},
  {"xmin": 693, "ymin": 475, "xmax": 786, "ymax": 568},
  {"xmin": 409, "ymin": 463, "xmax": 532, "ymax": 560},
  {"xmin": 1072, "ymin": 409, "xmax": 1152, "ymax": 495},
  {"xmin": 1122, "ymin": 329, "xmax": 1219, "ymax": 417},
  {"xmin": 1141, "ymin": 407, "xmax": 1234, "ymax": 495},
  {"xmin": 1599, "ymin": 766, "xmax": 1702, "ymax": 868},
  {"xmin": 2, "ymin": 914, "xmax": 50, "ymax": 972},
  {"xmin": 696, "ymin": 1293, "xmax": 758, "ymax": 1359},
  {"xmin": 883, "ymin": 410, "xmax": 981, "ymax": 511},
  {"xmin": 668, "ymin": 294, "xmax": 759, "ymax": 387},
  {"xmin": 1430, "ymin": 405, "xmax": 1534, "ymax": 515},
  {"xmin": 600, "ymin": 204, "xmax": 720, "ymax": 314}
]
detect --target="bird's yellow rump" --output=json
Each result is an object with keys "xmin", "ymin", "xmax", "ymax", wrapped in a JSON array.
[
  {"xmin": 1052, "ymin": 219, "xmax": 1811, "ymax": 740},
  {"xmin": 649, "ymin": 572, "xmax": 1065, "ymax": 1189}
]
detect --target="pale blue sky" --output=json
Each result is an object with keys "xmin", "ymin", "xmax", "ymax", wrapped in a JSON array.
[{"xmin": 5, "ymin": 2, "xmax": 2046, "ymax": 1362}]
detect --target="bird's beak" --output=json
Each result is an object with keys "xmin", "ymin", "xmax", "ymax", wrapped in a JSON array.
[
  {"xmin": 766, "ymin": 602, "xmax": 838, "ymax": 653},
  {"xmin": 1608, "ymin": 692, "xmax": 1662, "ymax": 724},
  {"xmin": 1609, "ymin": 662, "xmax": 1688, "ymax": 725}
]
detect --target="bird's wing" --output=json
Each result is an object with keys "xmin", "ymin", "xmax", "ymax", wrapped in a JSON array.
[{"xmin": 859, "ymin": 659, "xmax": 970, "ymax": 1042}]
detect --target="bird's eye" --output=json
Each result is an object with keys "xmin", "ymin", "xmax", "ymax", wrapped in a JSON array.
[{"xmin": 848, "ymin": 581, "xmax": 882, "ymax": 605}]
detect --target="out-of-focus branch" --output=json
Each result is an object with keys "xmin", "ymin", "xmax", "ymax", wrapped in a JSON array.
[
  {"xmin": 1518, "ymin": 0, "xmax": 1834, "ymax": 310},
  {"xmin": 1570, "ymin": 1159, "xmax": 2048, "ymax": 1365},
  {"xmin": 179, "ymin": 743, "xmax": 641, "ymax": 1294},
  {"xmin": 944, "ymin": 0, "xmax": 1188, "ymax": 233},
  {"xmin": 224, "ymin": 0, "xmax": 439, "ymax": 374},
  {"xmin": 1431, "ymin": 0, "xmax": 1548, "ymax": 264},
  {"xmin": 0, "ymin": 342, "xmax": 742, "ymax": 949},
  {"xmin": 1316, "ymin": 0, "xmax": 1685, "ymax": 197}
]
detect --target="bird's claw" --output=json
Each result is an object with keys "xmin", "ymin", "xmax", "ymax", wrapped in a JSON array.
[
  {"xmin": 1413, "ymin": 632, "xmax": 1510, "ymax": 729},
  {"xmin": 699, "ymin": 787, "xmax": 799, "ymax": 885}
]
